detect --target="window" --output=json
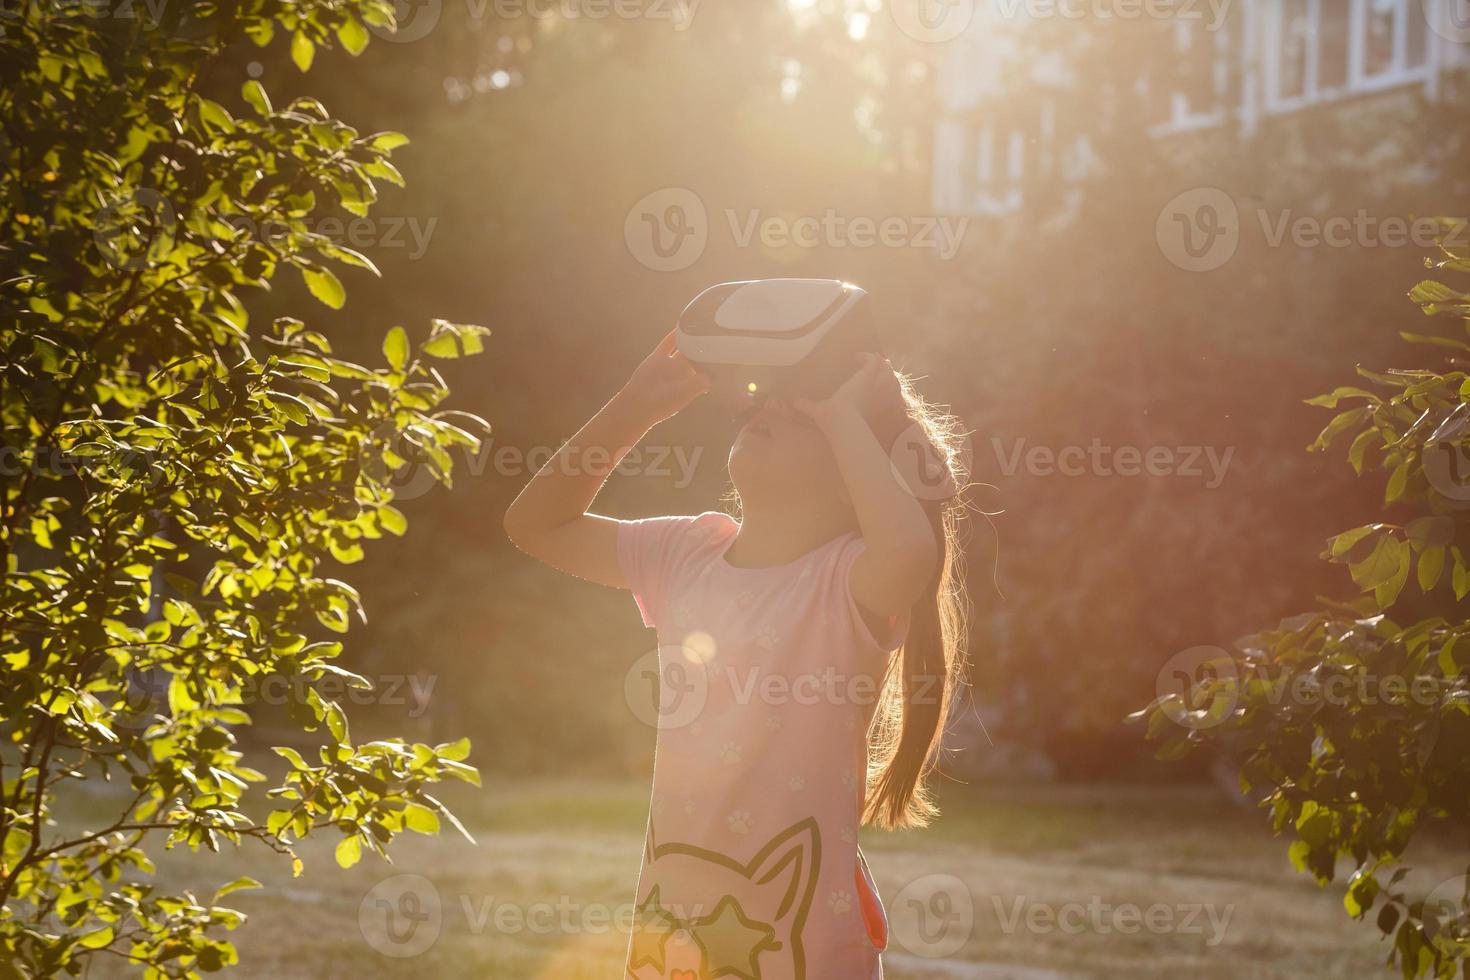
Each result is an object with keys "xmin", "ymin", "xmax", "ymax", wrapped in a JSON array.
[
  {"xmin": 1177, "ymin": 12, "xmax": 1238, "ymax": 129},
  {"xmin": 1267, "ymin": 0, "xmax": 1434, "ymax": 111},
  {"xmin": 1267, "ymin": 0, "xmax": 1352, "ymax": 109},
  {"xmin": 1350, "ymin": 0, "xmax": 1432, "ymax": 91}
]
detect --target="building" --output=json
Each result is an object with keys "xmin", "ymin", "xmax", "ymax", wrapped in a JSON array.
[{"xmin": 932, "ymin": 0, "xmax": 1470, "ymax": 216}]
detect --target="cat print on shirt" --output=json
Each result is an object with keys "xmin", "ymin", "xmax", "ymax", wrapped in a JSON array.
[{"xmin": 627, "ymin": 817, "xmax": 820, "ymax": 980}]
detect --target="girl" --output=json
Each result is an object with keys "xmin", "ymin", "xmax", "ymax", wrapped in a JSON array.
[{"xmin": 504, "ymin": 329, "xmax": 968, "ymax": 979}]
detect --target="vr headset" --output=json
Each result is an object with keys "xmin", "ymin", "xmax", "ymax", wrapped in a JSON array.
[{"xmin": 674, "ymin": 279, "xmax": 879, "ymax": 419}]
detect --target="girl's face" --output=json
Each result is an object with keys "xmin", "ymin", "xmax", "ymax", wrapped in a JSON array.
[{"xmin": 727, "ymin": 398, "xmax": 846, "ymax": 509}]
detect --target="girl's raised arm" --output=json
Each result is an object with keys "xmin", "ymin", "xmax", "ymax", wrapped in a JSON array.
[{"xmin": 502, "ymin": 331, "xmax": 709, "ymax": 587}]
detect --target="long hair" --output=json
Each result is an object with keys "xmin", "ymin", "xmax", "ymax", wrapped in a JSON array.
[
  {"xmin": 862, "ymin": 376, "xmax": 969, "ymax": 831},
  {"xmin": 721, "ymin": 375, "xmax": 971, "ymax": 831}
]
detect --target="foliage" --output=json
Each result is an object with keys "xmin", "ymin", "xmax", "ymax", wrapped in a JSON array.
[
  {"xmin": 0, "ymin": 0, "xmax": 489, "ymax": 974},
  {"xmin": 1134, "ymin": 227, "xmax": 1470, "ymax": 979}
]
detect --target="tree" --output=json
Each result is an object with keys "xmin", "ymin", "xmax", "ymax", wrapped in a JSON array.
[
  {"xmin": 0, "ymin": 0, "xmax": 488, "ymax": 974},
  {"xmin": 1134, "ymin": 227, "xmax": 1470, "ymax": 979}
]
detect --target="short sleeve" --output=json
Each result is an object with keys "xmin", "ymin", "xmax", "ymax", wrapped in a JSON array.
[
  {"xmin": 835, "ymin": 537, "xmax": 909, "ymax": 657},
  {"xmin": 616, "ymin": 514, "xmax": 728, "ymax": 629}
]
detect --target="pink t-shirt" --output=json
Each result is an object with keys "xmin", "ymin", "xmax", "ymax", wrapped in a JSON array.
[{"xmin": 618, "ymin": 512, "xmax": 904, "ymax": 980}]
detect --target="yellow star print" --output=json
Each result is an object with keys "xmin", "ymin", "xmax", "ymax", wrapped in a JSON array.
[
  {"xmin": 628, "ymin": 886, "xmax": 678, "ymax": 972},
  {"xmin": 692, "ymin": 895, "xmax": 777, "ymax": 980}
]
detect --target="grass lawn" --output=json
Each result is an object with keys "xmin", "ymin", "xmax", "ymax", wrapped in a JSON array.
[{"xmin": 73, "ymin": 776, "xmax": 1463, "ymax": 979}]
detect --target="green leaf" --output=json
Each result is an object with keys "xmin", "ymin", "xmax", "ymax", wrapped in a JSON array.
[
  {"xmin": 291, "ymin": 31, "xmax": 315, "ymax": 72},
  {"xmin": 198, "ymin": 98, "xmax": 234, "ymax": 134},
  {"xmin": 1350, "ymin": 535, "xmax": 1408, "ymax": 590},
  {"xmin": 436, "ymin": 736, "xmax": 471, "ymax": 761},
  {"xmin": 1410, "ymin": 279, "xmax": 1465, "ymax": 306},
  {"xmin": 1406, "ymin": 516, "xmax": 1454, "ymax": 550},
  {"xmin": 326, "ymin": 702, "xmax": 349, "ymax": 745},
  {"xmin": 404, "ymin": 803, "xmax": 440, "ymax": 834},
  {"xmin": 1441, "ymin": 635, "xmax": 1462, "ymax": 677},
  {"xmin": 77, "ymin": 926, "xmax": 115, "ymax": 949},
  {"xmin": 214, "ymin": 876, "xmax": 263, "ymax": 900},
  {"xmin": 337, "ymin": 17, "xmax": 370, "ymax": 55},
  {"xmin": 367, "ymin": 131, "xmax": 410, "ymax": 150},
  {"xmin": 301, "ymin": 266, "xmax": 345, "ymax": 310},
  {"xmin": 335, "ymin": 835, "xmax": 362, "ymax": 868},
  {"xmin": 1329, "ymin": 525, "xmax": 1379, "ymax": 559},
  {"xmin": 378, "ymin": 505, "xmax": 408, "ymax": 536},
  {"xmin": 242, "ymin": 80, "xmax": 272, "ymax": 115},
  {"xmin": 1418, "ymin": 545, "xmax": 1445, "ymax": 592},
  {"xmin": 383, "ymin": 326, "xmax": 410, "ymax": 371}
]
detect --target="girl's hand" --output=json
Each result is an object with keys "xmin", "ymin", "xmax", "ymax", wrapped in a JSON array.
[
  {"xmin": 794, "ymin": 353, "xmax": 903, "ymax": 431},
  {"xmin": 617, "ymin": 329, "xmax": 710, "ymax": 425}
]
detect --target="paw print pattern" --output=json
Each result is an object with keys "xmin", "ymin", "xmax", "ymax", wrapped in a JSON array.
[
  {"xmin": 727, "ymin": 811, "xmax": 754, "ymax": 834},
  {"xmin": 840, "ymin": 771, "xmax": 856, "ymax": 791},
  {"xmin": 788, "ymin": 775, "xmax": 805, "ymax": 792},
  {"xmin": 720, "ymin": 742, "xmax": 742, "ymax": 766},
  {"xmin": 828, "ymin": 890, "xmax": 853, "ymax": 914},
  {"xmin": 736, "ymin": 590, "xmax": 756, "ymax": 610},
  {"xmin": 754, "ymin": 627, "xmax": 779, "ymax": 651},
  {"xmin": 765, "ymin": 714, "xmax": 782, "ymax": 732}
]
